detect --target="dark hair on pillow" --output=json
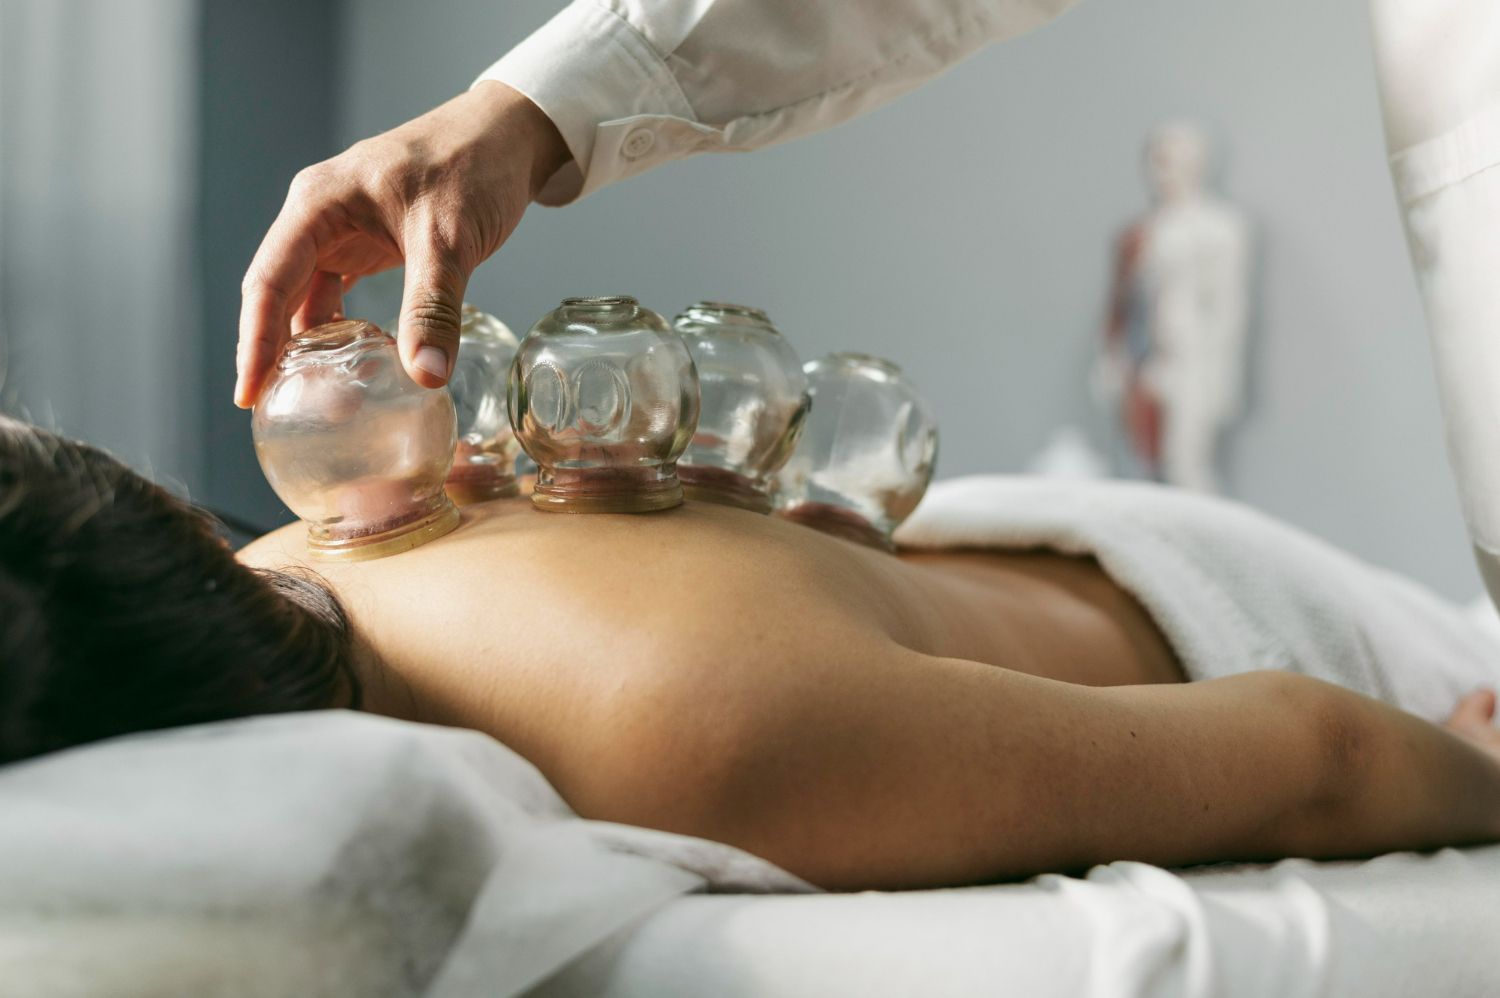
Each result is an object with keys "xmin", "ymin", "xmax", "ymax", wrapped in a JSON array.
[{"xmin": 0, "ymin": 417, "xmax": 356, "ymax": 764}]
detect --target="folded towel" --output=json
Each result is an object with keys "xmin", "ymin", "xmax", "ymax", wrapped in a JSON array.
[{"xmin": 896, "ymin": 475, "xmax": 1500, "ymax": 722}]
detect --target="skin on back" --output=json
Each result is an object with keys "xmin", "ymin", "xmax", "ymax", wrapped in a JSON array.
[
  {"xmin": 238, "ymin": 500, "xmax": 1182, "ymax": 746},
  {"xmin": 238, "ymin": 499, "xmax": 1500, "ymax": 889}
]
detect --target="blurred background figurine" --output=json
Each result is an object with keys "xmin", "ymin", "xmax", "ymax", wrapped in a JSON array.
[{"xmin": 1095, "ymin": 122, "xmax": 1253, "ymax": 494}]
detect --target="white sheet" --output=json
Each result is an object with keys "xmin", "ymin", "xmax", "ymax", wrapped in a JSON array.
[
  {"xmin": 0, "ymin": 712, "xmax": 802, "ymax": 998},
  {"xmin": 4, "ymin": 708, "xmax": 1499, "ymax": 997},
  {"xmin": 537, "ymin": 846, "xmax": 1500, "ymax": 997}
]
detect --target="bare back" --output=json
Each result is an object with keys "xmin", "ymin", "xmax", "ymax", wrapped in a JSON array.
[
  {"xmin": 240, "ymin": 500, "xmax": 1181, "ymax": 780},
  {"xmin": 238, "ymin": 499, "xmax": 1500, "ymax": 890}
]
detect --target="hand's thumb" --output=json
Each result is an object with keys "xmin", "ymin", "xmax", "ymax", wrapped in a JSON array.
[{"xmin": 397, "ymin": 239, "xmax": 468, "ymax": 389}]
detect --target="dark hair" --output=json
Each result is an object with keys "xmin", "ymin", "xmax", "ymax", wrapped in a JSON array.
[{"xmin": 0, "ymin": 417, "xmax": 357, "ymax": 764}]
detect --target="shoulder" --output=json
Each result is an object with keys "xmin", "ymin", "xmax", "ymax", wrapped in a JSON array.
[{"xmin": 236, "ymin": 521, "xmax": 310, "ymax": 571}]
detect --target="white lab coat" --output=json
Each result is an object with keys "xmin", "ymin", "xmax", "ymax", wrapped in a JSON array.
[
  {"xmin": 482, "ymin": 0, "xmax": 1500, "ymax": 600},
  {"xmin": 1367, "ymin": 1, "xmax": 1500, "ymax": 603},
  {"xmin": 477, "ymin": 0, "xmax": 1079, "ymax": 203}
]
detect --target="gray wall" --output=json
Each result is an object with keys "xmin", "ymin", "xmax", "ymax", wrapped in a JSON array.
[
  {"xmin": 339, "ymin": 0, "xmax": 1478, "ymax": 598},
  {"xmin": 197, "ymin": 0, "xmax": 344, "ymax": 531},
  {"xmin": 1, "ymin": 0, "xmax": 200, "ymax": 489}
]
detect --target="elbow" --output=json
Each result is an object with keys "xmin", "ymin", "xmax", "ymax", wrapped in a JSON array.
[
  {"xmin": 1263, "ymin": 673, "xmax": 1376, "ymax": 855},
  {"xmin": 1306, "ymin": 678, "xmax": 1375, "ymax": 813}
]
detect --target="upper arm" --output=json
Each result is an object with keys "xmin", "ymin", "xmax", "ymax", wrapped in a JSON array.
[{"xmin": 577, "ymin": 642, "xmax": 1341, "ymax": 890}]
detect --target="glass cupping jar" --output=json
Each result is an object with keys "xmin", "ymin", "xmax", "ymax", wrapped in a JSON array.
[
  {"xmin": 252, "ymin": 319, "xmax": 460, "ymax": 561},
  {"xmin": 445, "ymin": 303, "xmax": 522, "ymax": 504},
  {"xmin": 773, "ymin": 352, "xmax": 939, "ymax": 550},
  {"xmin": 509, "ymin": 296, "xmax": 700, "ymax": 513},
  {"xmin": 672, "ymin": 302, "xmax": 810, "ymax": 513}
]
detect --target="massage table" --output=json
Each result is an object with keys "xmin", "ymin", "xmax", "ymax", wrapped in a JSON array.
[{"xmin": 3, "ymin": 710, "xmax": 1497, "ymax": 998}]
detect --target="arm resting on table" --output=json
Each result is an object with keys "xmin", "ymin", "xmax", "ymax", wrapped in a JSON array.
[{"xmin": 559, "ymin": 645, "xmax": 1500, "ymax": 890}]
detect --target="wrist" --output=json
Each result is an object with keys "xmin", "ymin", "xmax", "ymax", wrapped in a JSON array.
[{"xmin": 469, "ymin": 80, "xmax": 570, "ymax": 201}]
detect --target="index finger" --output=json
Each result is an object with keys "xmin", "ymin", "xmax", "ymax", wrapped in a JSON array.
[{"xmin": 235, "ymin": 208, "xmax": 321, "ymax": 408}]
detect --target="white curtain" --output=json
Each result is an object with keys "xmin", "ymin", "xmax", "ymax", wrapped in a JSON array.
[{"xmin": 0, "ymin": 0, "xmax": 200, "ymax": 487}]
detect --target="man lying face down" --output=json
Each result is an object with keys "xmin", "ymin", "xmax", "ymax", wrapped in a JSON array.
[{"xmin": 4, "ymin": 413, "xmax": 1500, "ymax": 891}]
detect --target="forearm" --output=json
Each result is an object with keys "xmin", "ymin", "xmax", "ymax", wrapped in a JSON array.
[
  {"xmin": 711, "ymin": 662, "xmax": 1500, "ymax": 888},
  {"xmin": 1270, "ymin": 677, "xmax": 1500, "ymax": 860},
  {"xmin": 1044, "ymin": 671, "xmax": 1500, "ymax": 883},
  {"xmin": 1069, "ymin": 672, "xmax": 1500, "ymax": 874},
  {"xmin": 563, "ymin": 638, "xmax": 1500, "ymax": 889}
]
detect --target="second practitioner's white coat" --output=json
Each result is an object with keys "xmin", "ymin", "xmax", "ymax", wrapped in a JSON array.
[{"xmin": 1368, "ymin": 0, "xmax": 1500, "ymax": 605}]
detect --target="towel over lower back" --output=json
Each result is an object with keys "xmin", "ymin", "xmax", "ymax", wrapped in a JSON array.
[{"xmin": 895, "ymin": 475, "xmax": 1500, "ymax": 722}]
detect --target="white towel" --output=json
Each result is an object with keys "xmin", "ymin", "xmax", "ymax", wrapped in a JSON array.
[
  {"xmin": 896, "ymin": 475, "xmax": 1500, "ymax": 722},
  {"xmin": 0, "ymin": 712, "xmax": 805, "ymax": 998}
]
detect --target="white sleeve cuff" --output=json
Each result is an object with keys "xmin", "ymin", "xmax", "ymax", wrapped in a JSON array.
[
  {"xmin": 473, "ymin": 1, "xmax": 700, "ymax": 205},
  {"xmin": 1388, "ymin": 98, "xmax": 1500, "ymax": 204}
]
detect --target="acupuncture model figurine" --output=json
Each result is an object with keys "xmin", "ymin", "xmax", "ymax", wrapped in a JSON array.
[{"xmin": 1096, "ymin": 121, "xmax": 1252, "ymax": 494}]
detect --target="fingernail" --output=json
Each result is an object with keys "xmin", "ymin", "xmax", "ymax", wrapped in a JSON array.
[{"xmin": 414, "ymin": 345, "xmax": 450, "ymax": 381}]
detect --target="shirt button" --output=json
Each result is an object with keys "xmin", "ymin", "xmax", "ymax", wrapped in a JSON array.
[{"xmin": 621, "ymin": 127, "xmax": 656, "ymax": 160}]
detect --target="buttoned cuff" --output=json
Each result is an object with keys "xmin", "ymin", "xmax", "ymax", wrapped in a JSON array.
[{"xmin": 474, "ymin": 1, "xmax": 704, "ymax": 205}]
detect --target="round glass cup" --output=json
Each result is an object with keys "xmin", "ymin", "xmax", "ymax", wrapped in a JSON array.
[
  {"xmin": 446, "ymin": 303, "xmax": 522, "ymax": 505},
  {"xmin": 252, "ymin": 319, "xmax": 459, "ymax": 561},
  {"xmin": 771, "ymin": 352, "xmax": 939, "ymax": 551},
  {"xmin": 509, "ymin": 296, "xmax": 700, "ymax": 513},
  {"xmin": 673, "ymin": 302, "xmax": 809, "ymax": 514}
]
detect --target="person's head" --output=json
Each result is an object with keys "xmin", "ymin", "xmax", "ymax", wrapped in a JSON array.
[
  {"xmin": 1144, "ymin": 121, "xmax": 1211, "ymax": 204},
  {"xmin": 0, "ymin": 417, "xmax": 356, "ymax": 765}
]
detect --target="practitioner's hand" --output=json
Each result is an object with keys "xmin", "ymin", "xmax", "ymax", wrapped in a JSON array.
[
  {"xmin": 235, "ymin": 82, "xmax": 569, "ymax": 407},
  {"xmin": 1444, "ymin": 689, "xmax": 1500, "ymax": 763}
]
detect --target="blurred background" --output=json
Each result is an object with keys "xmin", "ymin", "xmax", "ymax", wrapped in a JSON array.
[{"xmin": 0, "ymin": 0, "xmax": 1478, "ymax": 597}]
